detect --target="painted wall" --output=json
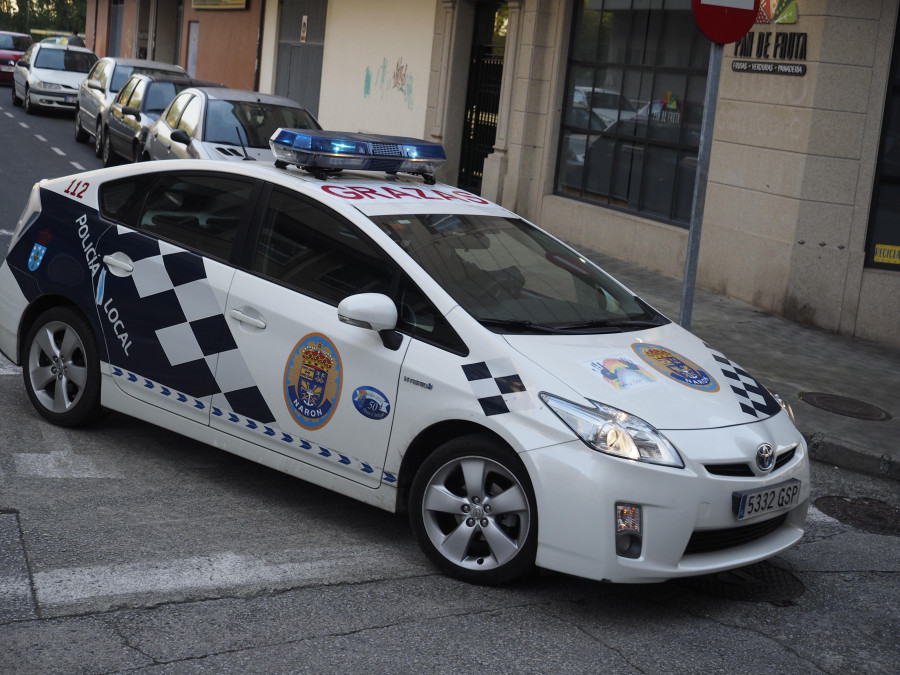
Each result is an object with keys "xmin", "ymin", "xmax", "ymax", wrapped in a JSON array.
[{"xmin": 317, "ymin": 0, "xmax": 437, "ymax": 133}]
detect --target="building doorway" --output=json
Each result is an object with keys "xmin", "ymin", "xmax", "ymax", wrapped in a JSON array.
[
  {"xmin": 457, "ymin": 1, "xmax": 507, "ymax": 194},
  {"xmin": 275, "ymin": 0, "xmax": 327, "ymax": 118}
]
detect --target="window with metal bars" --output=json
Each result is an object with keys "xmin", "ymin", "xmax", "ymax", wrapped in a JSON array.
[{"xmin": 556, "ymin": 0, "xmax": 711, "ymax": 226}]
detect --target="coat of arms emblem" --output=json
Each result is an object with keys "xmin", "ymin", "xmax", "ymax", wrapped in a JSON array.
[{"xmin": 284, "ymin": 334, "xmax": 342, "ymax": 429}]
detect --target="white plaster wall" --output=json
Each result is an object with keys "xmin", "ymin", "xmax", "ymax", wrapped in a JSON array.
[{"xmin": 317, "ymin": 0, "xmax": 438, "ymax": 134}]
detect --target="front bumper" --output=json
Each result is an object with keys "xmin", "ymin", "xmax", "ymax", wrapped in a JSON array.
[
  {"xmin": 521, "ymin": 412, "xmax": 809, "ymax": 583},
  {"xmin": 29, "ymin": 88, "xmax": 78, "ymax": 108}
]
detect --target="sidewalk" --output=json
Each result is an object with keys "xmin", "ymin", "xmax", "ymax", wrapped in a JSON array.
[{"xmin": 579, "ymin": 248, "xmax": 900, "ymax": 481}]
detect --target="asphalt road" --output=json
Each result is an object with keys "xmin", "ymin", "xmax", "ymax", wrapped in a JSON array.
[{"xmin": 0, "ymin": 95, "xmax": 898, "ymax": 674}]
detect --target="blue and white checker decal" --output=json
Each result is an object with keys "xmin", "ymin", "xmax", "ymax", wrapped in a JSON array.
[
  {"xmin": 707, "ymin": 346, "xmax": 782, "ymax": 419},
  {"xmin": 462, "ymin": 357, "xmax": 531, "ymax": 416},
  {"xmin": 102, "ymin": 227, "xmax": 275, "ymax": 424},
  {"xmin": 110, "ymin": 367, "xmax": 398, "ymax": 484}
]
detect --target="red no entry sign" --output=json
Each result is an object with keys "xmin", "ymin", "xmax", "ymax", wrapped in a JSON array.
[{"xmin": 692, "ymin": 0, "xmax": 761, "ymax": 44}]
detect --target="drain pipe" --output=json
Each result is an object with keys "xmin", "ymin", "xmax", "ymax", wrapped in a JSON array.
[{"xmin": 254, "ymin": 0, "xmax": 267, "ymax": 91}]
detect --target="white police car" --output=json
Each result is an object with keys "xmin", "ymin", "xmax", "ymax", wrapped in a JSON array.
[{"xmin": 0, "ymin": 130, "xmax": 809, "ymax": 585}]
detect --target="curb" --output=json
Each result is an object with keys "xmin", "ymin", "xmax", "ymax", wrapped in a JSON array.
[{"xmin": 804, "ymin": 431, "xmax": 898, "ymax": 481}]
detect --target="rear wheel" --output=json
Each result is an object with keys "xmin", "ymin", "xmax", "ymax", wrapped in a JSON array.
[
  {"xmin": 409, "ymin": 434, "xmax": 537, "ymax": 585},
  {"xmin": 102, "ymin": 127, "xmax": 118, "ymax": 167},
  {"xmin": 23, "ymin": 307, "xmax": 103, "ymax": 428},
  {"xmin": 74, "ymin": 108, "xmax": 88, "ymax": 143},
  {"xmin": 94, "ymin": 119, "xmax": 103, "ymax": 157}
]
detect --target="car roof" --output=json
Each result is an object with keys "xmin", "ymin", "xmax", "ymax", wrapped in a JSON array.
[
  {"xmin": 36, "ymin": 43, "xmax": 95, "ymax": 54},
  {"xmin": 0, "ymin": 30, "xmax": 31, "ymax": 37},
  {"xmin": 128, "ymin": 72, "xmax": 220, "ymax": 86},
  {"xmin": 100, "ymin": 57, "xmax": 186, "ymax": 71},
  {"xmin": 189, "ymin": 87, "xmax": 306, "ymax": 107}
]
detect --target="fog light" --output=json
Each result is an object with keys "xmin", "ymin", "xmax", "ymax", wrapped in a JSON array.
[{"xmin": 615, "ymin": 503, "xmax": 642, "ymax": 559}]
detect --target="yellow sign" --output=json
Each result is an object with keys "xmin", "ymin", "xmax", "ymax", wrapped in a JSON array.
[
  {"xmin": 192, "ymin": 0, "xmax": 247, "ymax": 9},
  {"xmin": 874, "ymin": 244, "xmax": 900, "ymax": 265}
]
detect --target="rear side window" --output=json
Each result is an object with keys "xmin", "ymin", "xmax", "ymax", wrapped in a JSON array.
[
  {"xmin": 99, "ymin": 172, "xmax": 255, "ymax": 262},
  {"xmin": 165, "ymin": 92, "xmax": 192, "ymax": 128},
  {"xmin": 139, "ymin": 174, "xmax": 255, "ymax": 261}
]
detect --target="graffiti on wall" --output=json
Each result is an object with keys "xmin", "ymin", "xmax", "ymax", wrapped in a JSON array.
[{"xmin": 364, "ymin": 57, "xmax": 414, "ymax": 110}]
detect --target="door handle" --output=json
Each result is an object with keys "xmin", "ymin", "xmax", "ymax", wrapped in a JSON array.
[
  {"xmin": 102, "ymin": 253, "xmax": 134, "ymax": 274},
  {"xmin": 230, "ymin": 309, "xmax": 266, "ymax": 329}
]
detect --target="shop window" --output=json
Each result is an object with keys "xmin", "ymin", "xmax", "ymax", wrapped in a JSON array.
[
  {"xmin": 556, "ymin": 0, "xmax": 710, "ymax": 226},
  {"xmin": 866, "ymin": 37, "xmax": 900, "ymax": 271}
]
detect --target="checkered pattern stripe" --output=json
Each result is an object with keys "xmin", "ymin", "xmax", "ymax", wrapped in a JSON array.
[
  {"xmin": 707, "ymin": 346, "xmax": 782, "ymax": 419},
  {"xmin": 106, "ymin": 228, "xmax": 274, "ymax": 424},
  {"xmin": 109, "ymin": 367, "xmax": 397, "ymax": 484},
  {"xmin": 462, "ymin": 358, "xmax": 531, "ymax": 416}
]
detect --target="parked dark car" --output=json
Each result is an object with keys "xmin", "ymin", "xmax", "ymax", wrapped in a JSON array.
[
  {"xmin": 102, "ymin": 72, "xmax": 222, "ymax": 165},
  {"xmin": 75, "ymin": 57, "xmax": 188, "ymax": 155},
  {"xmin": 0, "ymin": 31, "xmax": 33, "ymax": 85}
]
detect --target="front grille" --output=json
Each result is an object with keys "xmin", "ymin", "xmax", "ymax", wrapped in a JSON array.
[
  {"xmin": 684, "ymin": 513, "xmax": 787, "ymax": 555},
  {"xmin": 704, "ymin": 446, "xmax": 798, "ymax": 477}
]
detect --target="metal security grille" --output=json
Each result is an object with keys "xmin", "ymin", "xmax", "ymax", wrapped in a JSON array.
[
  {"xmin": 372, "ymin": 143, "xmax": 401, "ymax": 156},
  {"xmin": 457, "ymin": 2, "xmax": 507, "ymax": 194}
]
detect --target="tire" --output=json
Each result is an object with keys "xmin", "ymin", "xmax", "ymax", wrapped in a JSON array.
[
  {"xmin": 23, "ymin": 86, "xmax": 35, "ymax": 115},
  {"xmin": 74, "ymin": 108, "xmax": 88, "ymax": 143},
  {"xmin": 11, "ymin": 83, "xmax": 21, "ymax": 106},
  {"xmin": 94, "ymin": 119, "xmax": 103, "ymax": 158},
  {"xmin": 409, "ymin": 434, "xmax": 537, "ymax": 585},
  {"xmin": 101, "ymin": 127, "xmax": 118, "ymax": 167},
  {"xmin": 23, "ymin": 307, "xmax": 103, "ymax": 428},
  {"xmin": 132, "ymin": 140, "xmax": 142, "ymax": 164}
]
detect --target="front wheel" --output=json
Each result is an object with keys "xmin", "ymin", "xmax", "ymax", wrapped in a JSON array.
[
  {"xmin": 23, "ymin": 307, "xmax": 103, "ymax": 428},
  {"xmin": 409, "ymin": 434, "xmax": 537, "ymax": 585},
  {"xmin": 102, "ymin": 127, "xmax": 118, "ymax": 167},
  {"xmin": 74, "ymin": 108, "xmax": 88, "ymax": 143},
  {"xmin": 11, "ymin": 82, "xmax": 21, "ymax": 106},
  {"xmin": 23, "ymin": 86, "xmax": 35, "ymax": 114}
]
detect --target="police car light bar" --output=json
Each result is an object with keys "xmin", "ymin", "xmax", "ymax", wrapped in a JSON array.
[{"xmin": 270, "ymin": 129, "xmax": 446, "ymax": 184}]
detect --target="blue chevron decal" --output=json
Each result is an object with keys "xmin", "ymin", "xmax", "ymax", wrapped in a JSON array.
[
  {"xmin": 338, "ymin": 454, "xmax": 351, "ymax": 465},
  {"xmin": 246, "ymin": 420, "xmax": 257, "ymax": 430},
  {"xmin": 228, "ymin": 413, "xmax": 239, "ymax": 423},
  {"xmin": 144, "ymin": 379, "xmax": 154, "ymax": 389},
  {"xmin": 212, "ymin": 407, "xmax": 222, "ymax": 416},
  {"xmin": 264, "ymin": 426, "xmax": 275, "ymax": 436}
]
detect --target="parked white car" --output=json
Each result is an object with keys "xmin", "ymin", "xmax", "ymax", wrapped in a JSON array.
[
  {"xmin": 11, "ymin": 42, "xmax": 97, "ymax": 114},
  {"xmin": 0, "ymin": 130, "xmax": 809, "ymax": 585}
]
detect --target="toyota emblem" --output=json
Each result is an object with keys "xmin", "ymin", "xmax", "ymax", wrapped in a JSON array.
[{"xmin": 756, "ymin": 443, "xmax": 776, "ymax": 472}]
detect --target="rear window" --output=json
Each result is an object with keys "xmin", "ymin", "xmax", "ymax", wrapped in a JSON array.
[
  {"xmin": 34, "ymin": 48, "xmax": 96, "ymax": 73},
  {"xmin": 0, "ymin": 34, "xmax": 32, "ymax": 51}
]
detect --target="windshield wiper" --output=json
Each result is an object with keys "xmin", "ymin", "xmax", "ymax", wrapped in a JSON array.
[
  {"xmin": 477, "ymin": 319, "xmax": 574, "ymax": 334},
  {"xmin": 553, "ymin": 318, "xmax": 667, "ymax": 331},
  {"xmin": 477, "ymin": 318, "xmax": 646, "ymax": 334}
]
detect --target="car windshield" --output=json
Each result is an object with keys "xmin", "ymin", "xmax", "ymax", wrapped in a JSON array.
[
  {"xmin": 0, "ymin": 34, "xmax": 31, "ymax": 51},
  {"xmin": 370, "ymin": 213, "xmax": 667, "ymax": 332},
  {"xmin": 203, "ymin": 100, "xmax": 319, "ymax": 148},
  {"xmin": 34, "ymin": 48, "xmax": 95, "ymax": 73}
]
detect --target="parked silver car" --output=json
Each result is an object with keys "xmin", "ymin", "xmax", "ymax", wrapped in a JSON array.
[
  {"xmin": 75, "ymin": 57, "xmax": 188, "ymax": 156},
  {"xmin": 11, "ymin": 43, "xmax": 97, "ymax": 114},
  {"xmin": 143, "ymin": 87, "xmax": 319, "ymax": 162}
]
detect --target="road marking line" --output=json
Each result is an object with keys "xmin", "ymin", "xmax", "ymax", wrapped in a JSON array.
[
  {"xmin": 51, "ymin": 146, "xmax": 65, "ymax": 156},
  {"xmin": 71, "ymin": 162, "xmax": 85, "ymax": 171},
  {"xmin": 4, "ymin": 112, "xmax": 13, "ymax": 118},
  {"xmin": 35, "ymin": 134, "xmax": 47, "ymax": 142},
  {"xmin": 19, "ymin": 122, "xmax": 28, "ymax": 128}
]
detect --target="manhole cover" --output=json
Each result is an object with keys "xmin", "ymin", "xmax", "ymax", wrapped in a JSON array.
[
  {"xmin": 798, "ymin": 392, "xmax": 892, "ymax": 421},
  {"xmin": 678, "ymin": 561, "xmax": 805, "ymax": 605},
  {"xmin": 815, "ymin": 496, "xmax": 900, "ymax": 536}
]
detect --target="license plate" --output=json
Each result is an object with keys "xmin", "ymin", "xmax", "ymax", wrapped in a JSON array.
[
  {"xmin": 733, "ymin": 479, "xmax": 801, "ymax": 520},
  {"xmin": 64, "ymin": 95, "xmax": 74, "ymax": 103},
  {"xmin": 0, "ymin": 65, "xmax": 13, "ymax": 72}
]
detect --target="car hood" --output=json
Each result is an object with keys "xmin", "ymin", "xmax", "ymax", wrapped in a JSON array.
[
  {"xmin": 504, "ymin": 322, "xmax": 784, "ymax": 431},
  {"xmin": 199, "ymin": 142, "xmax": 271, "ymax": 162},
  {"xmin": 30, "ymin": 67, "xmax": 86, "ymax": 88}
]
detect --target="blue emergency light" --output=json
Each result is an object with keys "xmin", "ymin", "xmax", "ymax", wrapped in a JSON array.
[{"xmin": 270, "ymin": 129, "xmax": 446, "ymax": 183}]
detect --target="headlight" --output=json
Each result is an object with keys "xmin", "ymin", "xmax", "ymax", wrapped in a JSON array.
[
  {"xmin": 33, "ymin": 79, "xmax": 62, "ymax": 90},
  {"xmin": 540, "ymin": 393, "xmax": 684, "ymax": 468},
  {"xmin": 768, "ymin": 388, "xmax": 795, "ymax": 423}
]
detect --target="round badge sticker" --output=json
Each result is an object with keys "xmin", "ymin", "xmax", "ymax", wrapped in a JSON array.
[
  {"xmin": 631, "ymin": 343, "xmax": 719, "ymax": 392},
  {"xmin": 352, "ymin": 386, "xmax": 391, "ymax": 420},
  {"xmin": 284, "ymin": 333, "xmax": 342, "ymax": 429}
]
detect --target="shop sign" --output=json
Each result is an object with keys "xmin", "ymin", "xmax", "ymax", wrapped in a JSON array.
[{"xmin": 731, "ymin": 0, "xmax": 806, "ymax": 76}]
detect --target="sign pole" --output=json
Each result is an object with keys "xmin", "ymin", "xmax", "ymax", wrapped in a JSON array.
[{"xmin": 679, "ymin": 41, "xmax": 723, "ymax": 330}]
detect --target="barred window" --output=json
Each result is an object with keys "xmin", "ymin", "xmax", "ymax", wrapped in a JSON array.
[{"xmin": 556, "ymin": 0, "xmax": 710, "ymax": 226}]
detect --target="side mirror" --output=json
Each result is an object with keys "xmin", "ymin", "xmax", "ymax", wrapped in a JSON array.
[
  {"xmin": 338, "ymin": 293, "xmax": 397, "ymax": 332},
  {"xmin": 170, "ymin": 129, "xmax": 191, "ymax": 145},
  {"xmin": 122, "ymin": 106, "xmax": 139, "ymax": 118},
  {"xmin": 86, "ymin": 79, "xmax": 102, "ymax": 91}
]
